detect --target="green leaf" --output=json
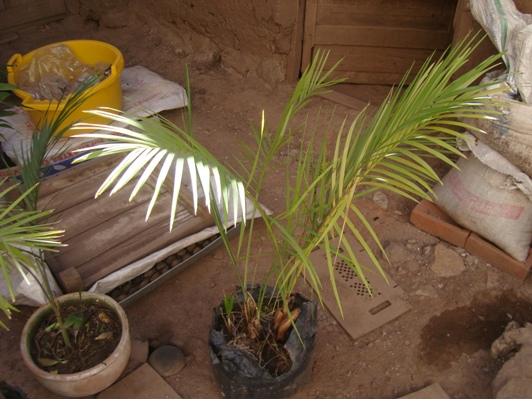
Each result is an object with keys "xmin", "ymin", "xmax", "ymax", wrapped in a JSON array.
[{"xmin": 63, "ymin": 311, "xmax": 84, "ymax": 330}]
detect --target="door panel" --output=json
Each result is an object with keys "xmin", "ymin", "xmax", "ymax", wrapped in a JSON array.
[{"xmin": 302, "ymin": 0, "xmax": 458, "ymax": 84}]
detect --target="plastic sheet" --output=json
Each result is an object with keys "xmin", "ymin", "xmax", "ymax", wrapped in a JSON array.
[
  {"xmin": 17, "ymin": 44, "xmax": 110, "ymax": 101},
  {"xmin": 209, "ymin": 286, "xmax": 317, "ymax": 399}
]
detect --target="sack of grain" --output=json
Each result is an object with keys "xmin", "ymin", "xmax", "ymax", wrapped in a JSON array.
[{"xmin": 432, "ymin": 144, "xmax": 532, "ymax": 261}]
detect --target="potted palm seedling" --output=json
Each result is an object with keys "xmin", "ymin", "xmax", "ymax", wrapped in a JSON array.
[
  {"xmin": 0, "ymin": 80, "xmax": 131, "ymax": 398},
  {"xmin": 72, "ymin": 34, "xmax": 506, "ymax": 399}
]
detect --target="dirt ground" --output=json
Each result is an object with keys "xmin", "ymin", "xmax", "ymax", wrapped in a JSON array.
[{"xmin": 1, "ymin": 16, "xmax": 532, "ymax": 399}]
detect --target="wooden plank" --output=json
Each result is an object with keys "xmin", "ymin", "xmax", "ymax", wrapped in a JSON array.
[
  {"xmin": 39, "ymin": 156, "xmax": 123, "ymax": 200},
  {"xmin": 315, "ymin": 45, "xmax": 441, "ymax": 74},
  {"xmin": 327, "ymin": 71, "xmax": 412, "ymax": 86},
  {"xmin": 317, "ymin": 0, "xmax": 447, "ymax": 17},
  {"xmin": 314, "ymin": 25, "xmax": 452, "ymax": 49},
  {"xmin": 42, "ymin": 153, "xmax": 215, "ymax": 292},
  {"xmin": 51, "ymin": 190, "xmax": 182, "ymax": 269},
  {"xmin": 42, "ymin": 180, "xmax": 153, "ymax": 238},
  {"xmin": 40, "ymin": 154, "xmax": 211, "ymax": 237},
  {"xmin": 301, "ymin": 0, "xmax": 318, "ymax": 75},
  {"xmin": 301, "ymin": 0, "xmax": 457, "ymax": 83},
  {"xmin": 57, "ymin": 267, "xmax": 85, "ymax": 293},
  {"xmin": 49, "ymin": 181, "xmax": 165, "ymax": 242},
  {"xmin": 316, "ymin": 4, "xmax": 452, "ymax": 30},
  {"xmin": 79, "ymin": 210, "xmax": 210, "ymax": 287},
  {"xmin": 285, "ymin": 0, "xmax": 306, "ymax": 82},
  {"xmin": 319, "ymin": 90, "xmax": 376, "ymax": 112}
]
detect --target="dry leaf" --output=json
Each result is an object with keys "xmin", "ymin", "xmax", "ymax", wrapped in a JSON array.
[
  {"xmin": 95, "ymin": 331, "xmax": 113, "ymax": 340},
  {"xmin": 38, "ymin": 358, "xmax": 61, "ymax": 367},
  {"xmin": 98, "ymin": 312, "xmax": 112, "ymax": 323}
]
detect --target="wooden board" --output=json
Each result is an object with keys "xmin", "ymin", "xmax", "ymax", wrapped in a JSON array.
[
  {"xmin": 302, "ymin": 0, "xmax": 457, "ymax": 85},
  {"xmin": 97, "ymin": 363, "xmax": 183, "ymax": 399},
  {"xmin": 40, "ymin": 155, "xmax": 214, "ymax": 293}
]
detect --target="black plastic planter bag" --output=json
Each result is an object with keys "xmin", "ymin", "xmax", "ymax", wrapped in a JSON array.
[{"xmin": 209, "ymin": 286, "xmax": 318, "ymax": 399}]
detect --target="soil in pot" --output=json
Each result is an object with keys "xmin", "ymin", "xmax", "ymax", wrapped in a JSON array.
[
  {"xmin": 209, "ymin": 286, "xmax": 317, "ymax": 399},
  {"xmin": 29, "ymin": 299, "xmax": 122, "ymax": 374}
]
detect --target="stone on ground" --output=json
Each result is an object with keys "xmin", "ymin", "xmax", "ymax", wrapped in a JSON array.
[
  {"xmin": 430, "ymin": 244, "xmax": 465, "ymax": 277},
  {"xmin": 148, "ymin": 345, "xmax": 186, "ymax": 377}
]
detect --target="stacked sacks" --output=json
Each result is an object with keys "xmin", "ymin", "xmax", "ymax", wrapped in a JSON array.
[{"xmin": 431, "ymin": 0, "xmax": 532, "ymax": 262}]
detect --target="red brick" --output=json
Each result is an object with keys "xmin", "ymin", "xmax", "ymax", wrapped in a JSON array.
[
  {"xmin": 410, "ymin": 199, "xmax": 470, "ymax": 248},
  {"xmin": 465, "ymin": 232, "xmax": 532, "ymax": 281}
]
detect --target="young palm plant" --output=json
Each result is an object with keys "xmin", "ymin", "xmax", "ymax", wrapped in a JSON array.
[
  {"xmin": 72, "ymin": 34, "xmax": 506, "ymax": 371},
  {"xmin": 0, "ymin": 181, "xmax": 63, "ymax": 330},
  {"xmin": 0, "ymin": 78, "xmax": 97, "ymax": 338}
]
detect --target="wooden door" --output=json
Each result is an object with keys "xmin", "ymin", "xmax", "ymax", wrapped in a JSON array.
[{"xmin": 302, "ymin": 0, "xmax": 458, "ymax": 85}]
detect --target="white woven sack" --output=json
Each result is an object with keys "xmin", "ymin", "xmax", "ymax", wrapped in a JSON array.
[
  {"xmin": 471, "ymin": 0, "xmax": 532, "ymax": 104},
  {"xmin": 432, "ymin": 155, "xmax": 532, "ymax": 261},
  {"xmin": 462, "ymin": 88, "xmax": 532, "ymax": 177}
]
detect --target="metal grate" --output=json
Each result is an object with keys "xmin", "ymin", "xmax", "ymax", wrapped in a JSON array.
[{"xmin": 334, "ymin": 260, "xmax": 381, "ymax": 297}]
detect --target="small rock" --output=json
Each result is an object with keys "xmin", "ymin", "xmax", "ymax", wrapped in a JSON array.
[
  {"xmin": 415, "ymin": 284, "xmax": 438, "ymax": 298},
  {"xmin": 212, "ymin": 252, "xmax": 224, "ymax": 260},
  {"xmin": 130, "ymin": 339, "xmax": 149, "ymax": 363},
  {"xmin": 430, "ymin": 244, "xmax": 465, "ymax": 277},
  {"xmin": 372, "ymin": 190, "xmax": 388, "ymax": 209},
  {"xmin": 405, "ymin": 240, "xmax": 422, "ymax": 253},
  {"xmin": 384, "ymin": 242, "xmax": 412, "ymax": 264},
  {"xmin": 148, "ymin": 345, "xmax": 186, "ymax": 377}
]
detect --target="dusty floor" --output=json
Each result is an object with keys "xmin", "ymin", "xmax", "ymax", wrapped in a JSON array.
[{"xmin": 1, "ymin": 16, "xmax": 532, "ymax": 399}]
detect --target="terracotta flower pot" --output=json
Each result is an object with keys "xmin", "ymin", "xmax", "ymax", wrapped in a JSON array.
[{"xmin": 20, "ymin": 292, "xmax": 130, "ymax": 397}]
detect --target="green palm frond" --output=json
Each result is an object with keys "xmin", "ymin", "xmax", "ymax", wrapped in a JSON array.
[
  {"xmin": 73, "ymin": 111, "xmax": 247, "ymax": 228},
  {"xmin": 272, "ymin": 34, "xmax": 507, "ymax": 313},
  {"xmin": 13, "ymin": 75, "xmax": 100, "ymax": 209},
  {"xmin": 0, "ymin": 77, "xmax": 96, "ymax": 330},
  {"xmin": 0, "ymin": 180, "xmax": 64, "ymax": 328}
]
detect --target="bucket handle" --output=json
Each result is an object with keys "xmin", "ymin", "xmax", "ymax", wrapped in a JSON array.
[{"xmin": 6, "ymin": 53, "xmax": 22, "ymax": 73}]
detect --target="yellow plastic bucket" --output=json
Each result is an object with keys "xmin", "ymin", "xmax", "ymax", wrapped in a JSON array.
[{"xmin": 7, "ymin": 40, "xmax": 124, "ymax": 136}]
